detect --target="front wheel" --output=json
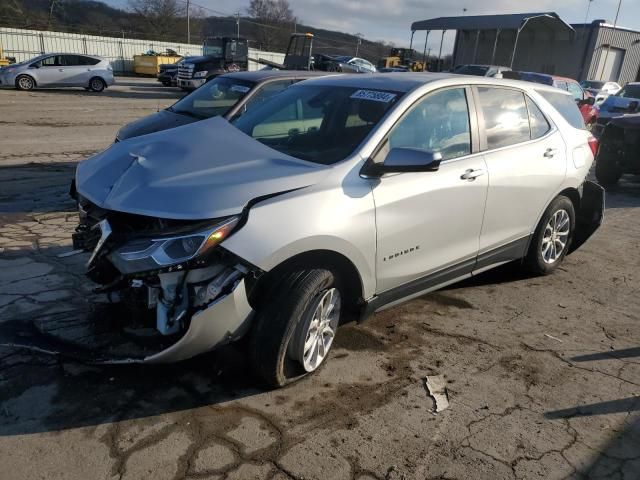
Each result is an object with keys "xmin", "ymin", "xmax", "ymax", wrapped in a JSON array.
[
  {"xmin": 525, "ymin": 196, "xmax": 575, "ymax": 275},
  {"xmin": 249, "ymin": 269, "xmax": 342, "ymax": 387},
  {"xmin": 15, "ymin": 75, "xmax": 35, "ymax": 91},
  {"xmin": 88, "ymin": 77, "xmax": 105, "ymax": 92}
]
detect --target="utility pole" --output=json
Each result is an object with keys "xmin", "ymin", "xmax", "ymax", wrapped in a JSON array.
[
  {"xmin": 47, "ymin": 0, "xmax": 57, "ymax": 30},
  {"xmin": 583, "ymin": 0, "xmax": 594, "ymax": 25},
  {"xmin": 236, "ymin": 12, "xmax": 240, "ymax": 39},
  {"xmin": 186, "ymin": 0, "xmax": 190, "ymax": 44},
  {"xmin": 598, "ymin": 0, "xmax": 623, "ymax": 80},
  {"xmin": 355, "ymin": 33, "xmax": 363, "ymax": 57}
]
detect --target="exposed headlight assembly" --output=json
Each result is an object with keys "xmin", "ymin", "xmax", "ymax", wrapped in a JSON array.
[
  {"xmin": 193, "ymin": 70, "xmax": 208, "ymax": 78},
  {"xmin": 109, "ymin": 216, "xmax": 239, "ymax": 274}
]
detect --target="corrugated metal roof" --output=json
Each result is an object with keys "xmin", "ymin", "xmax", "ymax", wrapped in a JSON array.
[{"xmin": 411, "ymin": 12, "xmax": 574, "ymax": 33}]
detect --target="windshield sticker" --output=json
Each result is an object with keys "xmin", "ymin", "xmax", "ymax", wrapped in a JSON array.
[
  {"xmin": 350, "ymin": 90, "xmax": 397, "ymax": 103},
  {"xmin": 230, "ymin": 85, "xmax": 250, "ymax": 93}
]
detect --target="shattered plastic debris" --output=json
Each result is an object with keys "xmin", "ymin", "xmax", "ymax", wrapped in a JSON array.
[
  {"xmin": 425, "ymin": 375, "xmax": 449, "ymax": 413},
  {"xmin": 544, "ymin": 333, "xmax": 564, "ymax": 343}
]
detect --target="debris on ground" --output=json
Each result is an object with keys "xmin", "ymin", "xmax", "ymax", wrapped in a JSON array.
[
  {"xmin": 544, "ymin": 333, "xmax": 564, "ymax": 343},
  {"xmin": 424, "ymin": 375, "xmax": 449, "ymax": 413}
]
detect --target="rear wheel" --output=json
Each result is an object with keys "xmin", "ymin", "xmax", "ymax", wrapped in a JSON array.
[
  {"xmin": 525, "ymin": 196, "xmax": 575, "ymax": 275},
  {"xmin": 15, "ymin": 75, "xmax": 35, "ymax": 91},
  {"xmin": 89, "ymin": 77, "xmax": 106, "ymax": 92},
  {"xmin": 249, "ymin": 269, "xmax": 342, "ymax": 387}
]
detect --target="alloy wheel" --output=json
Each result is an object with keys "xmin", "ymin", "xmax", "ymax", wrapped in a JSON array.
[
  {"xmin": 541, "ymin": 209, "xmax": 570, "ymax": 264},
  {"xmin": 18, "ymin": 76, "xmax": 33, "ymax": 90},
  {"xmin": 295, "ymin": 288, "xmax": 341, "ymax": 372}
]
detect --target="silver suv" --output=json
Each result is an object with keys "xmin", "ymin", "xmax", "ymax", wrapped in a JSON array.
[
  {"xmin": 0, "ymin": 53, "xmax": 114, "ymax": 92},
  {"xmin": 72, "ymin": 74, "xmax": 603, "ymax": 386}
]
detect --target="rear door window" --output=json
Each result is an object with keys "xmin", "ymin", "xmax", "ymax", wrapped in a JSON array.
[
  {"xmin": 477, "ymin": 87, "xmax": 530, "ymax": 149},
  {"xmin": 63, "ymin": 55, "xmax": 82, "ymax": 66},
  {"xmin": 526, "ymin": 96, "xmax": 551, "ymax": 139},
  {"xmin": 536, "ymin": 90, "xmax": 586, "ymax": 130}
]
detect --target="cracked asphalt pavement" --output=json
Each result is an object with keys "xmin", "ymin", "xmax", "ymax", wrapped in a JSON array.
[{"xmin": 1, "ymin": 78, "xmax": 639, "ymax": 480}]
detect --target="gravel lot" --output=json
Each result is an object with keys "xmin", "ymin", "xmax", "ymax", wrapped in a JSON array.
[{"xmin": 0, "ymin": 78, "xmax": 639, "ymax": 480}]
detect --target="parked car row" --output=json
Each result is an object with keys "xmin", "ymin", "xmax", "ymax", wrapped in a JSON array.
[{"xmin": 68, "ymin": 71, "xmax": 603, "ymax": 386}]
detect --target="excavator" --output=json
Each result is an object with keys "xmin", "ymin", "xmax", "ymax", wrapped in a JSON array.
[{"xmin": 377, "ymin": 48, "xmax": 425, "ymax": 72}]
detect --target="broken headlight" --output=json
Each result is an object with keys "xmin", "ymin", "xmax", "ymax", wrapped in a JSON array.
[{"xmin": 109, "ymin": 216, "xmax": 240, "ymax": 274}]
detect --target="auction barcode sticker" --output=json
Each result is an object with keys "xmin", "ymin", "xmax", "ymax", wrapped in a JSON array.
[{"xmin": 350, "ymin": 90, "xmax": 397, "ymax": 103}]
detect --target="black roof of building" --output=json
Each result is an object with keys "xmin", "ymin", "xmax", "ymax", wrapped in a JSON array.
[{"xmin": 411, "ymin": 12, "xmax": 574, "ymax": 33}]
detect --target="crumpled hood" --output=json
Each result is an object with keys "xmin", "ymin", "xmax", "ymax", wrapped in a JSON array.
[
  {"xmin": 77, "ymin": 116, "xmax": 329, "ymax": 220},
  {"xmin": 116, "ymin": 109, "xmax": 198, "ymax": 141}
]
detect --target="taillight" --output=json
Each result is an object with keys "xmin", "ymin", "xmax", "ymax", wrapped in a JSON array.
[{"xmin": 588, "ymin": 135, "xmax": 598, "ymax": 157}]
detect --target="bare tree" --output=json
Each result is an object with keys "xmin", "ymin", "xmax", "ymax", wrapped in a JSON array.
[
  {"xmin": 128, "ymin": 0, "xmax": 185, "ymax": 39},
  {"xmin": 247, "ymin": 0, "xmax": 295, "ymax": 51}
]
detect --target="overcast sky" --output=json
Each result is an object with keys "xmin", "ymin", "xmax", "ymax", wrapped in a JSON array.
[{"xmin": 105, "ymin": 0, "xmax": 638, "ymax": 53}]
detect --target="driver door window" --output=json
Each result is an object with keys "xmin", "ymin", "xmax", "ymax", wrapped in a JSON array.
[
  {"xmin": 40, "ymin": 55, "xmax": 63, "ymax": 67},
  {"xmin": 386, "ymin": 88, "xmax": 471, "ymax": 161}
]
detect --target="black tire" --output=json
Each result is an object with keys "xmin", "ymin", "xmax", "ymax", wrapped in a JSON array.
[
  {"xmin": 15, "ymin": 75, "xmax": 35, "ymax": 91},
  {"xmin": 88, "ymin": 77, "xmax": 106, "ymax": 92},
  {"xmin": 595, "ymin": 158, "xmax": 622, "ymax": 186},
  {"xmin": 249, "ymin": 269, "xmax": 342, "ymax": 388},
  {"xmin": 162, "ymin": 81, "xmax": 170, "ymax": 87},
  {"xmin": 525, "ymin": 196, "xmax": 575, "ymax": 275}
]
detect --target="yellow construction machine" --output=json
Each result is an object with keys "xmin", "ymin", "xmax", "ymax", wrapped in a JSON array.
[{"xmin": 377, "ymin": 48, "xmax": 425, "ymax": 72}]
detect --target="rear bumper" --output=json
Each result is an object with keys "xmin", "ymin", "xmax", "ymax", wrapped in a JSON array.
[{"xmin": 570, "ymin": 181, "xmax": 605, "ymax": 254}]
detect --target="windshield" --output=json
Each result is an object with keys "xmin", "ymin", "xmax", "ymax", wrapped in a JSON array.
[
  {"xmin": 170, "ymin": 76, "xmax": 255, "ymax": 119},
  {"xmin": 203, "ymin": 39, "xmax": 224, "ymax": 57},
  {"xmin": 616, "ymin": 84, "xmax": 640, "ymax": 99},
  {"xmin": 581, "ymin": 80, "xmax": 604, "ymax": 89},
  {"xmin": 233, "ymin": 85, "xmax": 402, "ymax": 165},
  {"xmin": 455, "ymin": 65, "xmax": 490, "ymax": 76}
]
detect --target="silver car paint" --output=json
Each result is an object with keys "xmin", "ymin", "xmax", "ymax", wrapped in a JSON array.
[
  {"xmin": 76, "ymin": 116, "xmax": 331, "ymax": 220},
  {"xmin": 0, "ymin": 53, "xmax": 114, "ymax": 88},
  {"xmin": 76, "ymin": 73, "xmax": 595, "ymax": 362},
  {"xmin": 224, "ymin": 76, "xmax": 594, "ymax": 301}
]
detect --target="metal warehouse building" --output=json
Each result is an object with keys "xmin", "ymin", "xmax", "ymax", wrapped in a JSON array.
[{"xmin": 410, "ymin": 13, "xmax": 640, "ymax": 84}]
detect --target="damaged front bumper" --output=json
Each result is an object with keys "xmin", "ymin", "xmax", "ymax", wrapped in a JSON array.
[
  {"xmin": 69, "ymin": 194, "xmax": 260, "ymax": 364},
  {"xmin": 115, "ymin": 278, "xmax": 254, "ymax": 364}
]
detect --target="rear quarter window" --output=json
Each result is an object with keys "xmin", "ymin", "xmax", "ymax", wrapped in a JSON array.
[{"xmin": 536, "ymin": 90, "xmax": 586, "ymax": 130}]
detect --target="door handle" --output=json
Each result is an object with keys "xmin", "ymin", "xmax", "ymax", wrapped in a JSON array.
[
  {"xmin": 58, "ymin": 69, "xmax": 64, "ymax": 72},
  {"xmin": 544, "ymin": 148, "xmax": 558, "ymax": 158},
  {"xmin": 460, "ymin": 168, "xmax": 485, "ymax": 181}
]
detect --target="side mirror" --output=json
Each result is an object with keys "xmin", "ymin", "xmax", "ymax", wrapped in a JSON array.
[
  {"xmin": 628, "ymin": 101, "xmax": 639, "ymax": 112},
  {"xmin": 363, "ymin": 147, "xmax": 442, "ymax": 177},
  {"xmin": 29, "ymin": 63, "xmax": 40, "ymax": 69}
]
